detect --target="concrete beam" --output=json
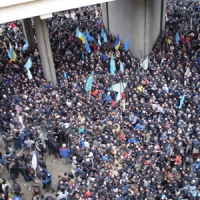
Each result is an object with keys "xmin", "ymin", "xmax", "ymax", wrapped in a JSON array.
[
  {"xmin": 22, "ymin": 18, "xmax": 35, "ymax": 47},
  {"xmin": 0, "ymin": 0, "xmax": 115, "ymax": 24},
  {"xmin": 34, "ymin": 16, "xmax": 57, "ymax": 85}
]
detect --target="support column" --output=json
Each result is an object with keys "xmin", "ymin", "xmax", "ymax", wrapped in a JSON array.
[
  {"xmin": 22, "ymin": 18, "xmax": 35, "ymax": 47},
  {"xmin": 34, "ymin": 16, "xmax": 57, "ymax": 85},
  {"xmin": 102, "ymin": 0, "xmax": 166, "ymax": 59}
]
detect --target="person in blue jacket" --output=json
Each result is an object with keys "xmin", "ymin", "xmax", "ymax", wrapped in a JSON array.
[
  {"xmin": 41, "ymin": 168, "xmax": 55, "ymax": 193},
  {"xmin": 59, "ymin": 143, "xmax": 71, "ymax": 165}
]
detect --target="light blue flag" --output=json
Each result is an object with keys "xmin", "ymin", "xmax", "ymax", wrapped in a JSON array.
[
  {"xmin": 24, "ymin": 57, "xmax": 32, "ymax": 70},
  {"xmin": 175, "ymin": 31, "xmax": 180, "ymax": 43},
  {"xmin": 86, "ymin": 28, "xmax": 94, "ymax": 42},
  {"xmin": 85, "ymin": 74, "xmax": 94, "ymax": 92},
  {"xmin": 120, "ymin": 62, "xmax": 124, "ymax": 74},
  {"xmin": 101, "ymin": 28, "xmax": 105, "ymax": 38},
  {"xmin": 98, "ymin": 35, "xmax": 101, "ymax": 46},
  {"xmin": 63, "ymin": 71, "xmax": 68, "ymax": 80},
  {"xmin": 179, "ymin": 92, "xmax": 186, "ymax": 109},
  {"xmin": 76, "ymin": 27, "xmax": 80, "ymax": 38},
  {"xmin": 22, "ymin": 40, "xmax": 29, "ymax": 51},
  {"xmin": 85, "ymin": 41, "xmax": 91, "ymax": 53},
  {"xmin": 27, "ymin": 69, "xmax": 33, "ymax": 80},
  {"xmin": 78, "ymin": 127, "xmax": 85, "ymax": 133},
  {"xmin": 103, "ymin": 32, "xmax": 108, "ymax": 43},
  {"xmin": 110, "ymin": 54, "xmax": 116, "ymax": 76},
  {"xmin": 124, "ymin": 35, "xmax": 130, "ymax": 51},
  {"xmin": 82, "ymin": 52, "xmax": 85, "ymax": 60},
  {"xmin": 111, "ymin": 82, "xmax": 127, "ymax": 102}
]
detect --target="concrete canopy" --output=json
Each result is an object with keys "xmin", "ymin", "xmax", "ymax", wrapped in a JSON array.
[{"xmin": 0, "ymin": 0, "xmax": 115, "ymax": 24}]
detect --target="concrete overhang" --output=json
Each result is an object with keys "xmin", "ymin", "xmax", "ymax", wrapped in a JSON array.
[{"xmin": 0, "ymin": 0, "xmax": 115, "ymax": 24}]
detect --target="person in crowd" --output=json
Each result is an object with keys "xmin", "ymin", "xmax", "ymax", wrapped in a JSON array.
[
  {"xmin": 0, "ymin": 1, "xmax": 200, "ymax": 199},
  {"xmin": 59, "ymin": 144, "xmax": 70, "ymax": 165}
]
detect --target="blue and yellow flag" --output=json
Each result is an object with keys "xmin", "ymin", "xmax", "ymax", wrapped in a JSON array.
[
  {"xmin": 113, "ymin": 34, "xmax": 120, "ymax": 50},
  {"xmin": 7, "ymin": 48, "xmax": 17, "ymax": 62},
  {"xmin": 6, "ymin": 49, "xmax": 12, "ymax": 59},
  {"xmin": 24, "ymin": 57, "xmax": 32, "ymax": 70},
  {"xmin": 10, "ymin": 48, "xmax": 17, "ymax": 62},
  {"xmin": 76, "ymin": 27, "xmax": 86, "ymax": 44}
]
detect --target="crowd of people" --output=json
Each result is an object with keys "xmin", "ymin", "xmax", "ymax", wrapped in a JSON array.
[{"xmin": 0, "ymin": 0, "xmax": 199, "ymax": 199}]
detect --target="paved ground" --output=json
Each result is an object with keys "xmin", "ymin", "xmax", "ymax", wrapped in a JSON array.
[{"xmin": 0, "ymin": 140, "xmax": 71, "ymax": 200}]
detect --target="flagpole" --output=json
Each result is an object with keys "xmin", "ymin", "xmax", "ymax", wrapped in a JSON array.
[{"xmin": 88, "ymin": 88, "xmax": 91, "ymax": 102}]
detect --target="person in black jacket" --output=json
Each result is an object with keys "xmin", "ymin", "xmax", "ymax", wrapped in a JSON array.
[
  {"xmin": 12, "ymin": 180, "xmax": 23, "ymax": 195},
  {"xmin": 37, "ymin": 155, "xmax": 46, "ymax": 169},
  {"xmin": 18, "ymin": 162, "xmax": 31, "ymax": 182}
]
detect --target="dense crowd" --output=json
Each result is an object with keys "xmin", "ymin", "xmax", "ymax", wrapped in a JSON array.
[{"xmin": 0, "ymin": 0, "xmax": 200, "ymax": 199}]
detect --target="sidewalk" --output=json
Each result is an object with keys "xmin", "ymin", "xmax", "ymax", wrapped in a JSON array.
[{"xmin": 0, "ymin": 141, "xmax": 71, "ymax": 200}]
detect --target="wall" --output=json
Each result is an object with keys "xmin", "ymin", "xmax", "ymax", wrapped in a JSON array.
[{"xmin": 102, "ymin": 0, "xmax": 166, "ymax": 59}]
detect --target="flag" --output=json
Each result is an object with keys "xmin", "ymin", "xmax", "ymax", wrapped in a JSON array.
[
  {"xmin": 98, "ymin": 35, "xmax": 101, "ymax": 46},
  {"xmin": 7, "ymin": 47, "xmax": 17, "ymax": 62},
  {"xmin": 76, "ymin": 27, "xmax": 80, "ymax": 38},
  {"xmin": 22, "ymin": 40, "xmax": 29, "ymax": 51},
  {"xmin": 85, "ymin": 74, "xmax": 94, "ymax": 92},
  {"xmin": 111, "ymin": 82, "xmax": 127, "ymax": 102},
  {"xmin": 79, "ymin": 32, "xmax": 87, "ymax": 44},
  {"xmin": 32, "ymin": 150, "xmax": 37, "ymax": 171},
  {"xmin": 27, "ymin": 69, "xmax": 33, "ymax": 79},
  {"xmin": 124, "ymin": 35, "xmax": 130, "ymax": 51},
  {"xmin": 10, "ymin": 48, "xmax": 17, "ymax": 62},
  {"xmin": 63, "ymin": 71, "xmax": 68, "ymax": 80},
  {"xmin": 6, "ymin": 49, "xmax": 12, "ymax": 59},
  {"xmin": 85, "ymin": 41, "xmax": 91, "ymax": 53},
  {"xmin": 101, "ymin": 28, "xmax": 105, "ymax": 38},
  {"xmin": 134, "ymin": 124, "xmax": 143, "ymax": 130},
  {"xmin": 120, "ymin": 62, "xmax": 124, "ymax": 73},
  {"xmin": 110, "ymin": 54, "xmax": 116, "ymax": 76},
  {"xmin": 82, "ymin": 52, "xmax": 85, "ymax": 60},
  {"xmin": 179, "ymin": 92, "xmax": 186, "ymax": 109},
  {"xmin": 103, "ymin": 93, "xmax": 112, "ymax": 101},
  {"xmin": 24, "ymin": 57, "xmax": 32, "ymax": 70},
  {"xmin": 78, "ymin": 127, "xmax": 85, "ymax": 133},
  {"xmin": 103, "ymin": 32, "xmax": 108, "ymax": 43},
  {"xmin": 175, "ymin": 31, "xmax": 180, "ymax": 43},
  {"xmin": 142, "ymin": 56, "xmax": 149, "ymax": 70},
  {"xmin": 86, "ymin": 28, "xmax": 94, "ymax": 42},
  {"xmin": 112, "ymin": 34, "xmax": 120, "ymax": 50},
  {"xmin": 76, "ymin": 27, "xmax": 86, "ymax": 44}
]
